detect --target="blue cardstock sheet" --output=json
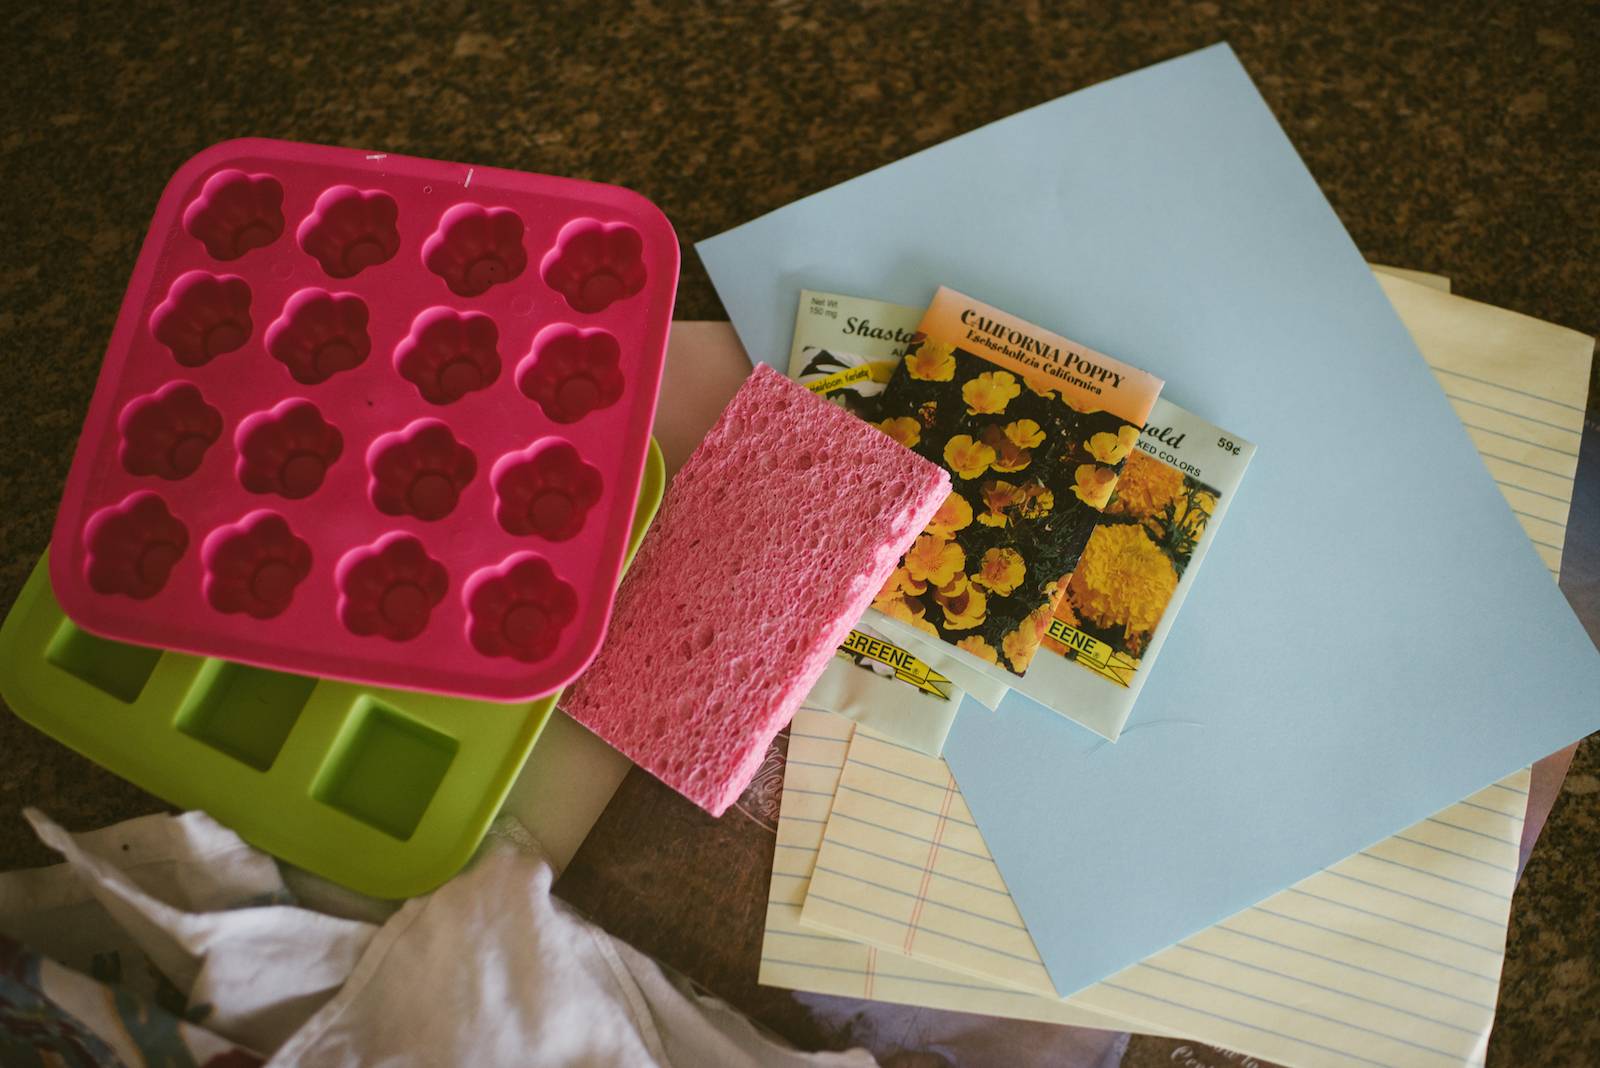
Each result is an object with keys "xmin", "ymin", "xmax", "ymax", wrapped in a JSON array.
[{"xmin": 697, "ymin": 43, "xmax": 1600, "ymax": 996}]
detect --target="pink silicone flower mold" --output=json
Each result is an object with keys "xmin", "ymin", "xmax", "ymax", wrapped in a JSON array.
[
  {"xmin": 337, "ymin": 533, "xmax": 450, "ymax": 641},
  {"xmin": 394, "ymin": 307, "xmax": 502, "ymax": 405},
  {"xmin": 118, "ymin": 382, "xmax": 223, "ymax": 480},
  {"xmin": 464, "ymin": 553, "xmax": 578, "ymax": 662},
  {"xmin": 235, "ymin": 399, "xmax": 343, "ymax": 499},
  {"xmin": 368, "ymin": 420, "xmax": 478, "ymax": 521},
  {"xmin": 540, "ymin": 218, "xmax": 647, "ymax": 314},
  {"xmin": 422, "ymin": 203, "xmax": 527, "ymax": 297},
  {"xmin": 83, "ymin": 492, "xmax": 189, "ymax": 599},
  {"xmin": 202, "ymin": 511, "xmax": 313, "ymax": 619},
  {"xmin": 150, "ymin": 271, "xmax": 253, "ymax": 367},
  {"xmin": 515, "ymin": 324, "xmax": 625, "ymax": 424},
  {"xmin": 297, "ymin": 186, "xmax": 400, "ymax": 279},
  {"xmin": 182, "ymin": 169, "xmax": 285, "ymax": 261},
  {"xmin": 492, "ymin": 440, "xmax": 603, "ymax": 541},
  {"xmin": 265, "ymin": 288, "xmax": 371, "ymax": 385}
]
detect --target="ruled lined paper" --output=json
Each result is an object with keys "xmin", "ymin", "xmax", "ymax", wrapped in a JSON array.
[
  {"xmin": 760, "ymin": 707, "xmax": 1145, "ymax": 1034},
  {"xmin": 1375, "ymin": 273, "xmax": 1593, "ymax": 578},
  {"xmin": 799, "ymin": 727, "xmax": 1525, "ymax": 1067}
]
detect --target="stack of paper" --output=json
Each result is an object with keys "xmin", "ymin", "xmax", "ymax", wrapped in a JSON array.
[
  {"xmin": 700, "ymin": 44, "xmax": 1600, "ymax": 1054},
  {"xmin": 754, "ymin": 277, "xmax": 1591, "ymax": 1065}
]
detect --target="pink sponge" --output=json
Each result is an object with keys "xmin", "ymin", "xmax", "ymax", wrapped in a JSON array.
[{"xmin": 562, "ymin": 364, "xmax": 950, "ymax": 815}]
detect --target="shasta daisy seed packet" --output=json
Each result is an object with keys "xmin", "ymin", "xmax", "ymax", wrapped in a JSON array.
[
  {"xmin": 867, "ymin": 287, "xmax": 1164, "ymax": 678},
  {"xmin": 786, "ymin": 290, "xmax": 921, "ymax": 418},
  {"xmin": 1009, "ymin": 397, "xmax": 1255, "ymax": 740},
  {"xmin": 783, "ymin": 291, "xmax": 1019, "ymax": 733}
]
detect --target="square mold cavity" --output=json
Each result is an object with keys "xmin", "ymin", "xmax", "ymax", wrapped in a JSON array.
[
  {"xmin": 176, "ymin": 660, "xmax": 315, "ymax": 771},
  {"xmin": 313, "ymin": 699, "xmax": 457, "ymax": 841},
  {"xmin": 46, "ymin": 621, "xmax": 162, "ymax": 704}
]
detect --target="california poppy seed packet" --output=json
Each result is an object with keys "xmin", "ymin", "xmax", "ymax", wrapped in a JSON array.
[{"xmin": 867, "ymin": 287, "xmax": 1163, "ymax": 677}]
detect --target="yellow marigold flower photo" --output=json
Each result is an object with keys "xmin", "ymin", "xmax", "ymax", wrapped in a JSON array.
[
  {"xmin": 981, "ymin": 424, "xmax": 1032, "ymax": 473},
  {"xmin": 956, "ymin": 635, "xmax": 999, "ymax": 664},
  {"xmin": 879, "ymin": 594, "xmax": 939, "ymax": 637},
  {"xmin": 925, "ymin": 491, "xmax": 974, "ymax": 537},
  {"xmin": 1167, "ymin": 491, "xmax": 1214, "ymax": 539},
  {"xmin": 1067, "ymin": 523, "xmax": 1179, "ymax": 644},
  {"xmin": 1002, "ymin": 622, "xmax": 1039, "ymax": 673},
  {"xmin": 1106, "ymin": 451, "xmax": 1185, "ymax": 519},
  {"xmin": 1085, "ymin": 424, "xmax": 1139, "ymax": 465},
  {"xmin": 1004, "ymin": 419, "xmax": 1045, "ymax": 449},
  {"xmin": 943, "ymin": 434, "xmax": 996, "ymax": 480},
  {"xmin": 973, "ymin": 546, "xmax": 1026, "ymax": 596},
  {"xmin": 905, "ymin": 340, "xmax": 956, "ymax": 381},
  {"xmin": 903, "ymin": 533, "xmax": 965, "ymax": 588},
  {"xmin": 1071, "ymin": 463, "xmax": 1117, "ymax": 509},
  {"xmin": 977, "ymin": 479, "xmax": 1026, "ymax": 527},
  {"xmin": 962, "ymin": 370, "xmax": 1021, "ymax": 414},
  {"xmin": 876, "ymin": 415, "xmax": 921, "ymax": 448}
]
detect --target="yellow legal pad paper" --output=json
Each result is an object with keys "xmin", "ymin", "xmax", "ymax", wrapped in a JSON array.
[
  {"xmin": 1369, "ymin": 264, "xmax": 1452, "ymax": 293},
  {"xmin": 797, "ymin": 725, "xmax": 1524, "ymax": 1066},
  {"xmin": 761, "ymin": 273, "xmax": 1591, "ymax": 1067},
  {"xmin": 1375, "ymin": 273, "xmax": 1592, "ymax": 578},
  {"xmin": 763, "ymin": 707, "xmax": 1142, "ymax": 1034}
]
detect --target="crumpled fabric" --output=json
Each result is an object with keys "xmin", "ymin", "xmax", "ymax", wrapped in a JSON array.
[{"xmin": 0, "ymin": 808, "xmax": 873, "ymax": 1068}]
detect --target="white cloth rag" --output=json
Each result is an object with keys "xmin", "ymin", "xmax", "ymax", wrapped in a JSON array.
[{"xmin": 0, "ymin": 808, "xmax": 873, "ymax": 1068}]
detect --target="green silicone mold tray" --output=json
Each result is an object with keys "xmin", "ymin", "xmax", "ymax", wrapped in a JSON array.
[{"xmin": 0, "ymin": 439, "xmax": 663, "ymax": 898}]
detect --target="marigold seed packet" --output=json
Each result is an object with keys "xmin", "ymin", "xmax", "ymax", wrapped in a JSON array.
[
  {"xmin": 867, "ymin": 286, "xmax": 1164, "ymax": 678},
  {"xmin": 1010, "ymin": 397, "xmax": 1256, "ymax": 739},
  {"xmin": 786, "ymin": 290, "xmax": 921, "ymax": 419}
]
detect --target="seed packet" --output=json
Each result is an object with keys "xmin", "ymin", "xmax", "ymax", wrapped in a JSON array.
[
  {"xmin": 802, "ymin": 622, "xmax": 967, "ymax": 755},
  {"xmin": 785, "ymin": 291, "xmax": 1011, "ymax": 725},
  {"xmin": 866, "ymin": 287, "xmax": 1164, "ymax": 678},
  {"xmin": 1008, "ymin": 398, "xmax": 1255, "ymax": 738},
  {"xmin": 786, "ymin": 290, "xmax": 920, "ymax": 418}
]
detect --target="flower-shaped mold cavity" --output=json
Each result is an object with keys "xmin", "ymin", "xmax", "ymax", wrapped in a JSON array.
[
  {"xmin": 118, "ymin": 382, "xmax": 223, "ymax": 480},
  {"xmin": 422, "ymin": 203, "xmax": 527, "ymax": 297},
  {"xmin": 539, "ymin": 218, "xmax": 647, "ymax": 314},
  {"xmin": 368, "ymin": 420, "xmax": 478, "ymax": 521},
  {"xmin": 83, "ymin": 492, "xmax": 189, "ymax": 599},
  {"xmin": 394, "ymin": 307, "xmax": 502, "ymax": 405},
  {"xmin": 236, "ymin": 399, "xmax": 343, "ymax": 499},
  {"xmin": 464, "ymin": 553, "xmax": 578, "ymax": 662},
  {"xmin": 337, "ymin": 533, "xmax": 450, "ymax": 641},
  {"xmin": 296, "ymin": 186, "xmax": 401, "ymax": 279},
  {"xmin": 491, "ymin": 440, "xmax": 604, "ymax": 541},
  {"xmin": 265, "ymin": 288, "xmax": 371, "ymax": 385},
  {"xmin": 203, "ymin": 511, "xmax": 312, "ymax": 619},
  {"xmin": 182, "ymin": 169, "xmax": 285, "ymax": 261},
  {"xmin": 149, "ymin": 271, "xmax": 253, "ymax": 367},
  {"xmin": 515, "ymin": 324, "xmax": 625, "ymax": 424}
]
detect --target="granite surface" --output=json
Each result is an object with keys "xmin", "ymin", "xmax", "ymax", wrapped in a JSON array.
[{"xmin": 2, "ymin": 1, "xmax": 1595, "ymax": 1063}]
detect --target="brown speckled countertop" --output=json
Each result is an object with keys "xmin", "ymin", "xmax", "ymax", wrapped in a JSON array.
[{"xmin": 2, "ymin": 2, "xmax": 1595, "ymax": 1063}]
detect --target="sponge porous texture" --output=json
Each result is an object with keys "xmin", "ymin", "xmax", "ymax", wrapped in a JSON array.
[{"xmin": 562, "ymin": 364, "xmax": 950, "ymax": 815}]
